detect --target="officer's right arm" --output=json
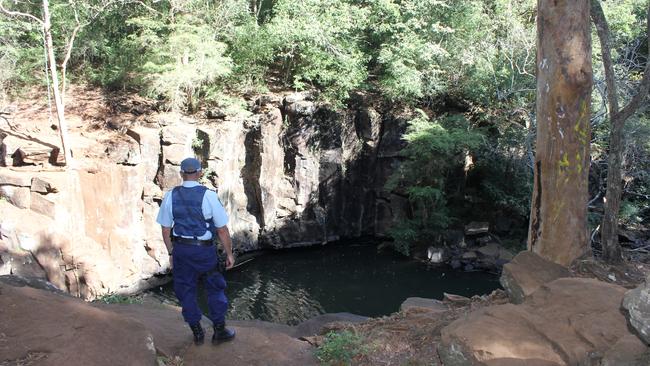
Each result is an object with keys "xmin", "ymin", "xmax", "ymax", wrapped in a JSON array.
[
  {"xmin": 156, "ymin": 191, "xmax": 174, "ymax": 254},
  {"xmin": 162, "ymin": 227, "xmax": 173, "ymax": 253}
]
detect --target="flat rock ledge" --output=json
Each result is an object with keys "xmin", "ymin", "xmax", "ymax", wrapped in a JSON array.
[
  {"xmin": 0, "ymin": 275, "xmax": 373, "ymax": 366},
  {"xmin": 0, "ymin": 281, "xmax": 157, "ymax": 366},
  {"xmin": 439, "ymin": 277, "xmax": 649, "ymax": 366}
]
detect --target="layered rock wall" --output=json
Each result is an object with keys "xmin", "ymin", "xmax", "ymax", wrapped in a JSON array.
[{"xmin": 0, "ymin": 92, "xmax": 411, "ymax": 297}]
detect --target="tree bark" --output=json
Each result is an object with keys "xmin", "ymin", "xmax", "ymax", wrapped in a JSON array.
[
  {"xmin": 528, "ymin": 0, "xmax": 593, "ymax": 266},
  {"xmin": 592, "ymin": 1, "xmax": 650, "ymax": 263},
  {"xmin": 42, "ymin": 0, "xmax": 73, "ymax": 166}
]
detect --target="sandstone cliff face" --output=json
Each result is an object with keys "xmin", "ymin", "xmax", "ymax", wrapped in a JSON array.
[{"xmin": 0, "ymin": 92, "xmax": 411, "ymax": 298}]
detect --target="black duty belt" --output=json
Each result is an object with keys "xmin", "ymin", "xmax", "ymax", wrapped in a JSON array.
[{"xmin": 172, "ymin": 237, "xmax": 214, "ymax": 246}]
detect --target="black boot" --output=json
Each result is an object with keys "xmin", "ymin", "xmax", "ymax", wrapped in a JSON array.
[
  {"xmin": 189, "ymin": 323, "xmax": 205, "ymax": 345},
  {"xmin": 212, "ymin": 323, "xmax": 235, "ymax": 344}
]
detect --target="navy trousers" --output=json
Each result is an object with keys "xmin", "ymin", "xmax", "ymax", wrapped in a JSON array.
[{"xmin": 172, "ymin": 244, "xmax": 228, "ymax": 326}]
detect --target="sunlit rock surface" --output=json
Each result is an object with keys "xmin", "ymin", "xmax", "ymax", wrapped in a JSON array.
[
  {"xmin": 0, "ymin": 277, "xmax": 157, "ymax": 366},
  {"xmin": 500, "ymin": 251, "xmax": 570, "ymax": 303},
  {"xmin": 0, "ymin": 92, "xmax": 410, "ymax": 297},
  {"xmin": 439, "ymin": 278, "xmax": 648, "ymax": 366}
]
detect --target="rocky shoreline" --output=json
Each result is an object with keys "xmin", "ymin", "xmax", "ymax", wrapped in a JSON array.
[{"xmin": 3, "ymin": 250, "xmax": 650, "ymax": 366}]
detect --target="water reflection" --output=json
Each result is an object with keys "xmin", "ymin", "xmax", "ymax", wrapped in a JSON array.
[
  {"xmin": 161, "ymin": 243, "xmax": 500, "ymax": 325},
  {"xmin": 227, "ymin": 270, "xmax": 325, "ymax": 325}
]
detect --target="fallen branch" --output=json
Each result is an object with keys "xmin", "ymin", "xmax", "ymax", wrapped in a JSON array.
[{"xmin": 231, "ymin": 258, "xmax": 254, "ymax": 269}]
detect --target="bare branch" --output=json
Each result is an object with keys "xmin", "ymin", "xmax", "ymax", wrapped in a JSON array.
[
  {"xmin": 618, "ymin": 3, "xmax": 650, "ymax": 122},
  {"xmin": 0, "ymin": 0, "xmax": 44, "ymax": 24},
  {"xmin": 128, "ymin": 0, "xmax": 160, "ymax": 15},
  {"xmin": 61, "ymin": 4, "xmax": 81, "ymax": 104},
  {"xmin": 591, "ymin": 0, "xmax": 619, "ymax": 115}
]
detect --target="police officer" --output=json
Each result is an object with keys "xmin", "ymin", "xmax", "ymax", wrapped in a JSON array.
[{"xmin": 156, "ymin": 157, "xmax": 236, "ymax": 345}]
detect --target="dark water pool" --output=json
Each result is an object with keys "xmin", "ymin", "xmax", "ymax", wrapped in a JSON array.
[{"xmin": 158, "ymin": 243, "xmax": 500, "ymax": 325}]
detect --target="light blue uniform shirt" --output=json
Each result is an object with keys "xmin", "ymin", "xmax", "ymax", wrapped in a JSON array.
[{"xmin": 156, "ymin": 181, "xmax": 229, "ymax": 240}]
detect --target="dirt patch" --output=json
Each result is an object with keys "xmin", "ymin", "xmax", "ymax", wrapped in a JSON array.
[
  {"xmin": 310, "ymin": 290, "xmax": 510, "ymax": 366},
  {"xmin": 1, "ymin": 85, "xmax": 160, "ymax": 166}
]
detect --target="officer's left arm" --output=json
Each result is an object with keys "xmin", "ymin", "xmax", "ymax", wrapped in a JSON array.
[
  {"xmin": 216, "ymin": 226, "xmax": 235, "ymax": 269},
  {"xmin": 205, "ymin": 190, "xmax": 234, "ymax": 269}
]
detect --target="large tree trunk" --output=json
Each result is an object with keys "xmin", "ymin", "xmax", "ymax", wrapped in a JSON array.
[
  {"xmin": 43, "ymin": 0, "xmax": 72, "ymax": 166},
  {"xmin": 528, "ymin": 0, "xmax": 593, "ymax": 266}
]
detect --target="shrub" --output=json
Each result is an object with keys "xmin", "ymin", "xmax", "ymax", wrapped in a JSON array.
[
  {"xmin": 386, "ymin": 111, "xmax": 482, "ymax": 255},
  {"xmin": 316, "ymin": 330, "xmax": 368, "ymax": 366}
]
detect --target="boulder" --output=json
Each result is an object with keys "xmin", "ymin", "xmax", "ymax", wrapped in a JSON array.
[
  {"xmin": 500, "ymin": 251, "xmax": 570, "ymax": 304},
  {"xmin": 30, "ymin": 177, "xmax": 57, "ymax": 194},
  {"xmin": 354, "ymin": 107, "xmax": 382, "ymax": 143},
  {"xmin": 0, "ymin": 280, "xmax": 157, "ymax": 366},
  {"xmin": 0, "ymin": 250, "xmax": 45, "ymax": 278},
  {"xmin": 600, "ymin": 335, "xmax": 649, "ymax": 366},
  {"xmin": 476, "ymin": 243, "xmax": 501, "ymax": 257},
  {"xmin": 30, "ymin": 191, "xmax": 57, "ymax": 218},
  {"xmin": 161, "ymin": 124, "xmax": 195, "ymax": 146},
  {"xmin": 0, "ymin": 169, "xmax": 32, "ymax": 186},
  {"xmin": 465, "ymin": 222, "xmax": 489, "ymax": 236},
  {"xmin": 439, "ymin": 278, "xmax": 636, "ymax": 366},
  {"xmin": 163, "ymin": 143, "xmax": 191, "ymax": 166},
  {"xmin": 284, "ymin": 92, "xmax": 312, "ymax": 104},
  {"xmin": 0, "ymin": 274, "xmax": 63, "ymax": 293},
  {"xmin": 205, "ymin": 108, "xmax": 227, "ymax": 119},
  {"xmin": 461, "ymin": 251, "xmax": 477, "ymax": 260},
  {"xmin": 1, "ymin": 135, "xmax": 57, "ymax": 166},
  {"xmin": 623, "ymin": 275, "xmax": 650, "ymax": 344},
  {"xmin": 126, "ymin": 127, "xmax": 161, "ymax": 182},
  {"xmin": 256, "ymin": 94, "xmax": 283, "ymax": 106},
  {"xmin": 286, "ymin": 100, "xmax": 317, "ymax": 116},
  {"xmin": 427, "ymin": 246, "xmax": 446, "ymax": 263},
  {"xmin": 157, "ymin": 163, "xmax": 182, "ymax": 190},
  {"xmin": 0, "ymin": 185, "xmax": 30, "ymax": 209},
  {"xmin": 443, "ymin": 293, "xmax": 471, "ymax": 305},
  {"xmin": 105, "ymin": 137, "xmax": 141, "ymax": 165},
  {"xmin": 400, "ymin": 297, "xmax": 448, "ymax": 313}
]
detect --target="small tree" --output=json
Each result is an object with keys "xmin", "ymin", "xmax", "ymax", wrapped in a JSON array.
[
  {"xmin": 1, "ymin": 0, "xmax": 72, "ymax": 165},
  {"xmin": 127, "ymin": 13, "xmax": 233, "ymax": 112},
  {"xmin": 0, "ymin": 0, "xmax": 151, "ymax": 165},
  {"xmin": 590, "ymin": 0, "xmax": 650, "ymax": 263}
]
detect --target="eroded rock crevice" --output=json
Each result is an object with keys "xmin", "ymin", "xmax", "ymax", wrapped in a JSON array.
[{"xmin": 242, "ymin": 125, "xmax": 265, "ymax": 229}]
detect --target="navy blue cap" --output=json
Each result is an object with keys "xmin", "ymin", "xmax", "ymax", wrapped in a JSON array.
[{"xmin": 180, "ymin": 157, "xmax": 201, "ymax": 173}]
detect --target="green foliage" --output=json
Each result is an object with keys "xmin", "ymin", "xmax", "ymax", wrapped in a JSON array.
[
  {"xmin": 265, "ymin": 0, "xmax": 370, "ymax": 103},
  {"xmin": 386, "ymin": 111, "xmax": 482, "ymax": 254},
  {"xmin": 0, "ymin": 0, "xmax": 541, "ymax": 107},
  {"xmin": 316, "ymin": 330, "xmax": 368, "ymax": 366},
  {"xmin": 126, "ymin": 13, "xmax": 232, "ymax": 112},
  {"xmin": 470, "ymin": 108, "xmax": 533, "ymax": 218},
  {"xmin": 619, "ymin": 199, "xmax": 643, "ymax": 224},
  {"xmin": 365, "ymin": 0, "xmax": 450, "ymax": 101},
  {"xmin": 0, "ymin": 12, "xmax": 43, "ymax": 96}
]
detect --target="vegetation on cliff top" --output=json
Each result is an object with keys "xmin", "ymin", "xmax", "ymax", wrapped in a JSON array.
[{"xmin": 1, "ymin": 0, "xmax": 649, "ymax": 257}]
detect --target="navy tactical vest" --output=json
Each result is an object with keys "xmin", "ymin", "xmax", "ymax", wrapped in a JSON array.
[{"xmin": 171, "ymin": 186, "xmax": 215, "ymax": 238}]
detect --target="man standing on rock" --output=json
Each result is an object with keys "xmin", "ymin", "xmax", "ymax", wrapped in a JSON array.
[{"xmin": 156, "ymin": 157, "xmax": 236, "ymax": 346}]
